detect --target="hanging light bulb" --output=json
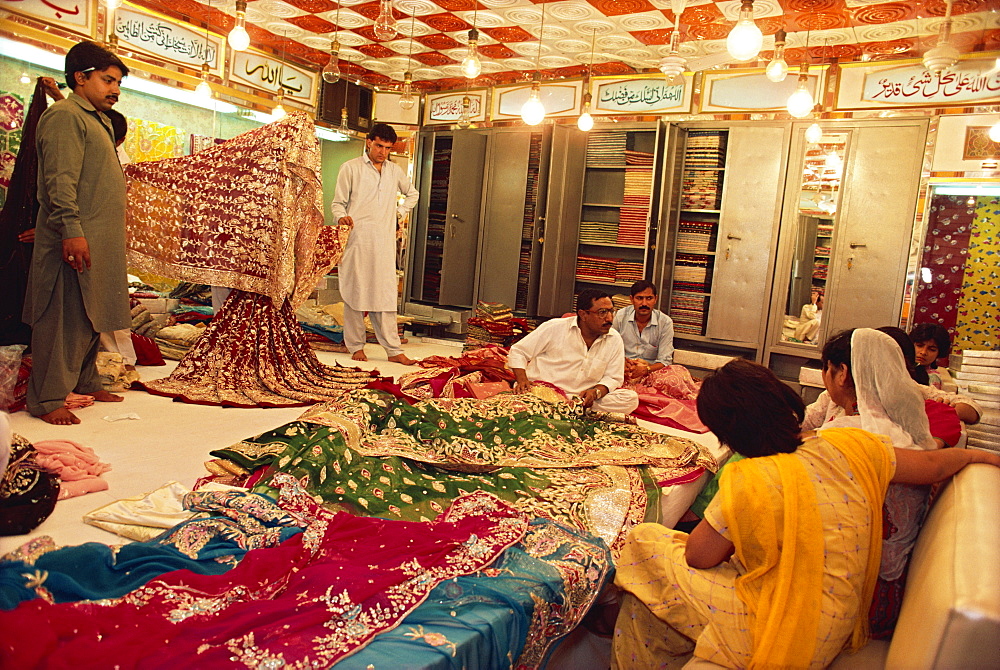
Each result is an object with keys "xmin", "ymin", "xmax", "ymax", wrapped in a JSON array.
[
  {"xmin": 339, "ymin": 107, "xmax": 350, "ymax": 134},
  {"xmin": 105, "ymin": 0, "xmax": 122, "ymax": 9},
  {"xmin": 989, "ymin": 119, "xmax": 1000, "ymax": 143},
  {"xmin": 374, "ymin": 0, "xmax": 397, "ymax": 41},
  {"xmin": 461, "ymin": 28, "xmax": 482, "ymax": 79},
  {"xmin": 272, "ymin": 90, "xmax": 287, "ymax": 120},
  {"xmin": 766, "ymin": 29, "xmax": 789, "ymax": 82},
  {"xmin": 457, "ymin": 95, "xmax": 472, "ymax": 129},
  {"xmin": 228, "ymin": 0, "xmax": 251, "ymax": 52},
  {"xmin": 322, "ymin": 39, "xmax": 342, "ymax": 84},
  {"xmin": 399, "ymin": 71, "xmax": 416, "ymax": 110},
  {"xmin": 786, "ymin": 63, "xmax": 814, "ymax": 118},
  {"xmin": 194, "ymin": 62, "xmax": 212, "ymax": 99},
  {"xmin": 805, "ymin": 121, "xmax": 823, "ymax": 144},
  {"xmin": 923, "ymin": 0, "xmax": 958, "ymax": 73},
  {"xmin": 521, "ymin": 78, "xmax": 545, "ymax": 126},
  {"xmin": 19, "ymin": 72, "xmax": 31, "ymax": 84},
  {"xmin": 726, "ymin": 0, "xmax": 763, "ymax": 62},
  {"xmin": 577, "ymin": 92, "xmax": 594, "ymax": 132}
]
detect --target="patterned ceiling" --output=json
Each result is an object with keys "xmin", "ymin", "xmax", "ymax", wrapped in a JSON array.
[{"xmin": 130, "ymin": 0, "xmax": 1000, "ymax": 91}]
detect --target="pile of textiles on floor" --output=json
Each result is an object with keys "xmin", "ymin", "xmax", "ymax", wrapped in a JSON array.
[
  {"xmin": 203, "ymin": 387, "xmax": 717, "ymax": 555},
  {"xmin": 295, "ymin": 303, "xmax": 347, "ymax": 352},
  {"xmin": 0, "ymin": 475, "xmax": 612, "ymax": 668},
  {"xmin": 464, "ymin": 301, "xmax": 532, "ymax": 350},
  {"xmin": 401, "ymin": 345, "xmax": 710, "ymax": 434}
]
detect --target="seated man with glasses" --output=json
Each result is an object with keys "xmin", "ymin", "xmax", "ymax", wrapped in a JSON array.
[{"xmin": 508, "ymin": 288, "xmax": 639, "ymax": 414}]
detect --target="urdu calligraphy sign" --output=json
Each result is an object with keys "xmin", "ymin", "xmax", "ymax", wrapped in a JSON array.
[
  {"xmin": 230, "ymin": 51, "xmax": 317, "ymax": 106},
  {"xmin": 114, "ymin": 7, "xmax": 222, "ymax": 73},
  {"xmin": 427, "ymin": 94, "xmax": 483, "ymax": 122},
  {"xmin": 837, "ymin": 58, "xmax": 1000, "ymax": 109},
  {"xmin": 593, "ymin": 77, "xmax": 691, "ymax": 114}
]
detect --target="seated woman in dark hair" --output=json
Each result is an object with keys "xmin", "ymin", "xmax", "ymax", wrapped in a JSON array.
[
  {"xmin": 909, "ymin": 322, "xmax": 952, "ymax": 389},
  {"xmin": 612, "ymin": 349, "xmax": 1000, "ymax": 668}
]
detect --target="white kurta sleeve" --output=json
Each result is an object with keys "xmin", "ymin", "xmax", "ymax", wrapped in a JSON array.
[
  {"xmin": 330, "ymin": 163, "xmax": 353, "ymax": 221},
  {"xmin": 507, "ymin": 322, "xmax": 553, "ymax": 371},
  {"xmin": 596, "ymin": 334, "xmax": 626, "ymax": 392},
  {"xmin": 654, "ymin": 314, "xmax": 675, "ymax": 366},
  {"xmin": 396, "ymin": 169, "xmax": 419, "ymax": 218}
]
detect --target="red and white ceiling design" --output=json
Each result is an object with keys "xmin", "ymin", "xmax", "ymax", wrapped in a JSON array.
[{"xmin": 130, "ymin": 0, "xmax": 1000, "ymax": 91}]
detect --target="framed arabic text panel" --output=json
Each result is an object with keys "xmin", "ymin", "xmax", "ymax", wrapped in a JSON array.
[
  {"xmin": 422, "ymin": 90, "xmax": 487, "ymax": 126},
  {"xmin": 1, "ymin": 0, "xmax": 96, "ymax": 37},
  {"xmin": 230, "ymin": 49, "xmax": 317, "ymax": 107},
  {"xmin": 591, "ymin": 75, "xmax": 692, "ymax": 115},
  {"xmin": 114, "ymin": 5, "xmax": 224, "ymax": 76},
  {"xmin": 836, "ymin": 56, "xmax": 1000, "ymax": 110}
]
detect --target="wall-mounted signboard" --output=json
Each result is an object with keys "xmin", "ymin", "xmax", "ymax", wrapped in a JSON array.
[
  {"xmin": 837, "ymin": 56, "xmax": 1000, "ymax": 110},
  {"xmin": 700, "ymin": 68, "xmax": 826, "ymax": 113},
  {"xmin": 1, "ymin": 0, "xmax": 96, "ymax": 36},
  {"xmin": 591, "ymin": 75, "xmax": 693, "ymax": 115},
  {"xmin": 423, "ymin": 90, "xmax": 487, "ymax": 125},
  {"xmin": 492, "ymin": 80, "xmax": 582, "ymax": 120},
  {"xmin": 114, "ymin": 5, "xmax": 223, "ymax": 75},
  {"xmin": 230, "ymin": 49, "xmax": 318, "ymax": 107}
]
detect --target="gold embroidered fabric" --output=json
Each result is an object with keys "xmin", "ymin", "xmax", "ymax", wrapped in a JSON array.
[{"xmin": 124, "ymin": 112, "xmax": 338, "ymax": 308}]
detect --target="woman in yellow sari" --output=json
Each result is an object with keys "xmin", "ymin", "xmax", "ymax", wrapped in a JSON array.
[{"xmin": 613, "ymin": 358, "xmax": 1000, "ymax": 669}]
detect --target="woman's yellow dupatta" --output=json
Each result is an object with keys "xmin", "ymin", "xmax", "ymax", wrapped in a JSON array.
[
  {"xmin": 722, "ymin": 452, "xmax": 824, "ymax": 669},
  {"xmin": 720, "ymin": 428, "xmax": 892, "ymax": 669}
]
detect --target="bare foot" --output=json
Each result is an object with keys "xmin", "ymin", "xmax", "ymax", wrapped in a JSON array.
[
  {"xmin": 387, "ymin": 354, "xmax": 418, "ymax": 365},
  {"xmin": 399, "ymin": 337, "xmax": 409, "ymax": 344},
  {"xmin": 351, "ymin": 350, "xmax": 368, "ymax": 362},
  {"xmin": 87, "ymin": 389, "xmax": 124, "ymax": 402},
  {"xmin": 38, "ymin": 407, "xmax": 81, "ymax": 425}
]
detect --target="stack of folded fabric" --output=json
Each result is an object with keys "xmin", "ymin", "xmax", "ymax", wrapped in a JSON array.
[
  {"xmin": 586, "ymin": 131, "xmax": 627, "ymax": 168},
  {"xmin": 681, "ymin": 131, "xmax": 726, "ymax": 210},
  {"xmin": 576, "ymin": 255, "xmax": 619, "ymax": 283},
  {"xmin": 466, "ymin": 301, "xmax": 516, "ymax": 349},
  {"xmin": 579, "ymin": 220, "xmax": 619, "ymax": 245},
  {"xmin": 676, "ymin": 220, "xmax": 716, "ymax": 253},
  {"xmin": 619, "ymin": 150, "xmax": 653, "ymax": 246},
  {"xmin": 950, "ymin": 350, "xmax": 1000, "ymax": 452}
]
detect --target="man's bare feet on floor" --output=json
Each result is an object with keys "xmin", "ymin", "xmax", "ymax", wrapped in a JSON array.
[
  {"xmin": 387, "ymin": 354, "xmax": 417, "ymax": 365},
  {"xmin": 87, "ymin": 390, "xmax": 124, "ymax": 402},
  {"xmin": 351, "ymin": 350, "xmax": 368, "ymax": 362},
  {"xmin": 38, "ymin": 407, "xmax": 81, "ymax": 425}
]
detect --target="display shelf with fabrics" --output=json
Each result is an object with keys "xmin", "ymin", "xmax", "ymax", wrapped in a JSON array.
[{"xmin": 574, "ymin": 127, "xmax": 658, "ymax": 294}]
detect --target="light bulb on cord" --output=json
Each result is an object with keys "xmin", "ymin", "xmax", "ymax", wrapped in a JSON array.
[
  {"xmin": 322, "ymin": 39, "xmax": 342, "ymax": 84},
  {"xmin": 272, "ymin": 90, "xmax": 287, "ymax": 121},
  {"xmin": 726, "ymin": 0, "xmax": 763, "ymax": 62},
  {"xmin": 578, "ymin": 91, "xmax": 594, "ymax": 131},
  {"xmin": 988, "ymin": 119, "xmax": 1000, "ymax": 143},
  {"xmin": 228, "ymin": 0, "xmax": 251, "ymax": 51},
  {"xmin": 461, "ymin": 28, "xmax": 482, "ymax": 79},
  {"xmin": 19, "ymin": 72, "xmax": 31, "ymax": 84},
  {"xmin": 786, "ymin": 64, "xmax": 814, "ymax": 118},
  {"xmin": 373, "ymin": 0, "xmax": 397, "ymax": 41},
  {"xmin": 521, "ymin": 79, "xmax": 545, "ymax": 126},
  {"xmin": 194, "ymin": 62, "xmax": 212, "ymax": 99},
  {"xmin": 765, "ymin": 29, "xmax": 789, "ymax": 82},
  {"xmin": 457, "ymin": 95, "xmax": 471, "ymax": 129},
  {"xmin": 105, "ymin": 0, "xmax": 122, "ymax": 9},
  {"xmin": 805, "ymin": 121, "xmax": 822, "ymax": 144},
  {"xmin": 399, "ymin": 71, "xmax": 415, "ymax": 110}
]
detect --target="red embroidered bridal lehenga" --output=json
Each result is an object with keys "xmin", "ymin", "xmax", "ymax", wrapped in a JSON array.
[{"xmin": 124, "ymin": 112, "xmax": 374, "ymax": 407}]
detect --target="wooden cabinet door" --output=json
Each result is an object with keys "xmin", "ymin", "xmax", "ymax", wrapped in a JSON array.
[
  {"xmin": 438, "ymin": 132, "xmax": 488, "ymax": 307},
  {"xmin": 706, "ymin": 125, "xmax": 787, "ymax": 344}
]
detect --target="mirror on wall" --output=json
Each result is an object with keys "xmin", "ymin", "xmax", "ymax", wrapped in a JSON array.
[{"xmin": 776, "ymin": 130, "xmax": 849, "ymax": 347}]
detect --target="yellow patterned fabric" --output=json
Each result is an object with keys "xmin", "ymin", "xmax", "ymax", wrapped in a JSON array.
[
  {"xmin": 955, "ymin": 196, "xmax": 1000, "ymax": 351},
  {"xmin": 122, "ymin": 117, "xmax": 185, "ymax": 163},
  {"xmin": 615, "ymin": 428, "xmax": 894, "ymax": 669}
]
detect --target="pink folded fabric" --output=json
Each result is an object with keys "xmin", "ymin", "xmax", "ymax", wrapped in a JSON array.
[
  {"xmin": 32, "ymin": 439, "xmax": 112, "ymax": 500},
  {"xmin": 64, "ymin": 392, "xmax": 95, "ymax": 410}
]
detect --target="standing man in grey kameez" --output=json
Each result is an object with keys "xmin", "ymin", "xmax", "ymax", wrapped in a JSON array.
[{"xmin": 24, "ymin": 41, "xmax": 131, "ymax": 425}]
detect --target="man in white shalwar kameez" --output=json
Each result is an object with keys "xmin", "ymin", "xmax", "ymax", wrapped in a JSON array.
[{"xmin": 331, "ymin": 123, "xmax": 419, "ymax": 364}]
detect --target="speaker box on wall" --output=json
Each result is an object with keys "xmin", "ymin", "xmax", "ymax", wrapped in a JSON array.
[{"xmin": 319, "ymin": 79, "xmax": 373, "ymax": 133}]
